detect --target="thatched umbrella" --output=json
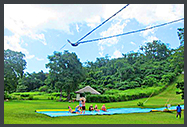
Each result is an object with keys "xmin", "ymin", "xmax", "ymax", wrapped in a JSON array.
[{"xmin": 75, "ymin": 85, "xmax": 101, "ymax": 101}]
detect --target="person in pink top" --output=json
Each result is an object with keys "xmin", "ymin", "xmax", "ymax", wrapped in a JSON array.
[{"xmin": 94, "ymin": 104, "xmax": 100, "ymax": 112}]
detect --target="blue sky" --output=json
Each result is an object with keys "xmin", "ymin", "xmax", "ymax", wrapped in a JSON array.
[{"xmin": 4, "ymin": 4, "xmax": 184, "ymax": 73}]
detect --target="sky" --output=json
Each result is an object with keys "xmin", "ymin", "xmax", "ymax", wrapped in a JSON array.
[{"xmin": 4, "ymin": 4, "xmax": 184, "ymax": 73}]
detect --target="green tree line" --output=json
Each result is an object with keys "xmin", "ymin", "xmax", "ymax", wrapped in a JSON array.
[{"xmin": 4, "ymin": 28, "xmax": 184, "ymax": 101}]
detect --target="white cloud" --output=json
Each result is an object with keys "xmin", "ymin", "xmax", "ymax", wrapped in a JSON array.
[
  {"xmin": 99, "ymin": 45, "xmax": 104, "ymax": 51},
  {"xmin": 4, "ymin": 4, "xmax": 105, "ymax": 59},
  {"xmin": 140, "ymin": 25, "xmax": 156, "ymax": 37},
  {"xmin": 132, "ymin": 47, "xmax": 140, "ymax": 53},
  {"xmin": 98, "ymin": 19, "xmax": 129, "ymax": 46},
  {"xmin": 4, "ymin": 4, "xmax": 50, "ymax": 60},
  {"xmin": 139, "ymin": 25, "xmax": 158, "ymax": 43},
  {"xmin": 33, "ymin": 33, "xmax": 47, "ymax": 45},
  {"xmin": 98, "ymin": 45, "xmax": 105, "ymax": 57},
  {"xmin": 97, "ymin": 19, "xmax": 129, "ymax": 58},
  {"xmin": 96, "ymin": 4, "xmax": 183, "ymax": 55},
  {"xmin": 36, "ymin": 57, "xmax": 44, "ymax": 61},
  {"xmin": 102, "ymin": 4, "xmax": 126, "ymax": 20},
  {"xmin": 143, "ymin": 36, "xmax": 159, "ymax": 44},
  {"xmin": 112, "ymin": 50, "xmax": 123, "ymax": 58},
  {"xmin": 4, "ymin": 4, "xmax": 184, "ymax": 36},
  {"xmin": 4, "ymin": 34, "xmax": 35, "ymax": 60},
  {"xmin": 26, "ymin": 55, "xmax": 35, "ymax": 59},
  {"xmin": 130, "ymin": 41, "xmax": 136, "ymax": 45},
  {"xmin": 4, "ymin": 4, "xmax": 184, "ymax": 61},
  {"xmin": 4, "ymin": 34, "xmax": 23, "ymax": 51},
  {"xmin": 120, "ymin": 4, "xmax": 184, "ymax": 25},
  {"xmin": 147, "ymin": 36, "xmax": 159, "ymax": 42},
  {"xmin": 4, "ymin": 4, "xmax": 51, "ymax": 42},
  {"xmin": 76, "ymin": 24, "xmax": 80, "ymax": 32},
  {"xmin": 86, "ymin": 15, "xmax": 101, "ymax": 28},
  {"xmin": 99, "ymin": 52, "xmax": 104, "ymax": 57}
]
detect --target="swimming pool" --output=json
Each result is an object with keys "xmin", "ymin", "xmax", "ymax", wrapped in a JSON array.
[{"xmin": 36, "ymin": 105, "xmax": 184, "ymax": 117}]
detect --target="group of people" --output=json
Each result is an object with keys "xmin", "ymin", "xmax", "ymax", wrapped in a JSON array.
[
  {"xmin": 164, "ymin": 104, "xmax": 182, "ymax": 119},
  {"xmin": 88, "ymin": 104, "xmax": 107, "ymax": 112},
  {"xmin": 68, "ymin": 97, "xmax": 107, "ymax": 114},
  {"xmin": 68, "ymin": 98, "xmax": 183, "ymax": 118}
]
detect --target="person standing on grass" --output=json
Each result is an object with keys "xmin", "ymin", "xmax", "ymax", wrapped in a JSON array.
[
  {"xmin": 79, "ymin": 98, "xmax": 83, "ymax": 113},
  {"xmin": 82, "ymin": 98, "xmax": 86, "ymax": 114},
  {"xmin": 176, "ymin": 104, "xmax": 182, "ymax": 118}
]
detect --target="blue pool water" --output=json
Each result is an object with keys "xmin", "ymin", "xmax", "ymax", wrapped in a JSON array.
[{"xmin": 36, "ymin": 105, "xmax": 184, "ymax": 117}]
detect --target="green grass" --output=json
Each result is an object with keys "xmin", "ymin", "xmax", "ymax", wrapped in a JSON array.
[{"xmin": 4, "ymin": 74, "xmax": 184, "ymax": 124}]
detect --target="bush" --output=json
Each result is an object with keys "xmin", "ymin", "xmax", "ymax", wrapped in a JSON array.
[
  {"xmin": 10, "ymin": 95, "xmax": 19, "ymax": 100},
  {"xmin": 16, "ymin": 85, "xmax": 28, "ymax": 92},
  {"xmin": 47, "ymin": 89, "xmax": 53, "ymax": 93},
  {"xmin": 137, "ymin": 102, "xmax": 144, "ymax": 106},
  {"xmin": 28, "ymin": 95, "xmax": 34, "ymax": 100},
  {"xmin": 161, "ymin": 73, "xmax": 176, "ymax": 84},
  {"xmin": 108, "ymin": 95, "xmax": 116, "ymax": 102},
  {"xmin": 4, "ymin": 91, "xmax": 11, "ymax": 100},
  {"xmin": 119, "ymin": 85, "xmax": 128, "ymax": 90},
  {"xmin": 39, "ymin": 85, "xmax": 49, "ymax": 92},
  {"xmin": 52, "ymin": 92, "xmax": 67, "ymax": 97},
  {"xmin": 20, "ymin": 94, "xmax": 30, "ymax": 97},
  {"xmin": 100, "ymin": 95, "xmax": 110, "ymax": 103},
  {"xmin": 20, "ymin": 96, "xmax": 25, "ymax": 100},
  {"xmin": 104, "ymin": 89, "xmax": 121, "ymax": 95}
]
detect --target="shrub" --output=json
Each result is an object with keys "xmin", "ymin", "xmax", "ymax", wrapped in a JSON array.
[
  {"xmin": 16, "ymin": 85, "xmax": 28, "ymax": 92},
  {"xmin": 39, "ymin": 85, "xmax": 49, "ymax": 92},
  {"xmin": 20, "ymin": 94, "xmax": 30, "ymax": 97},
  {"xmin": 86, "ymin": 85, "xmax": 167, "ymax": 103},
  {"xmin": 108, "ymin": 95, "xmax": 116, "ymax": 102},
  {"xmin": 28, "ymin": 95, "xmax": 34, "ymax": 100},
  {"xmin": 52, "ymin": 92, "xmax": 67, "ymax": 97},
  {"xmin": 161, "ymin": 73, "xmax": 176, "ymax": 84},
  {"xmin": 137, "ymin": 102, "xmax": 144, "ymax": 106},
  {"xmin": 101, "ymin": 95, "xmax": 110, "ymax": 103},
  {"xmin": 11, "ymin": 95, "xmax": 19, "ymax": 100},
  {"xmin": 4, "ymin": 91, "xmax": 11, "ymax": 100},
  {"xmin": 47, "ymin": 89, "xmax": 53, "ymax": 93},
  {"xmin": 104, "ymin": 89, "xmax": 121, "ymax": 95},
  {"xmin": 119, "ymin": 85, "xmax": 128, "ymax": 90},
  {"xmin": 20, "ymin": 96, "xmax": 25, "ymax": 100}
]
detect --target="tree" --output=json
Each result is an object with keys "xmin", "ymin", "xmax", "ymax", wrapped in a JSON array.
[
  {"xmin": 4, "ymin": 49, "xmax": 27, "ymax": 92},
  {"xmin": 18, "ymin": 72, "xmax": 43, "ymax": 92},
  {"xmin": 46, "ymin": 51, "xmax": 85, "ymax": 101},
  {"xmin": 175, "ymin": 28, "xmax": 184, "ymax": 100},
  {"xmin": 177, "ymin": 28, "xmax": 184, "ymax": 45},
  {"xmin": 16, "ymin": 85, "xmax": 28, "ymax": 92},
  {"xmin": 176, "ymin": 81, "xmax": 184, "ymax": 99},
  {"xmin": 170, "ymin": 28, "xmax": 184, "ymax": 73},
  {"xmin": 34, "ymin": 70, "xmax": 47, "ymax": 83},
  {"xmin": 140, "ymin": 40, "xmax": 170, "ymax": 60}
]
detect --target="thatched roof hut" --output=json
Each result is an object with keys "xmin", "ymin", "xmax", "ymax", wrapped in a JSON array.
[{"xmin": 75, "ymin": 85, "xmax": 101, "ymax": 100}]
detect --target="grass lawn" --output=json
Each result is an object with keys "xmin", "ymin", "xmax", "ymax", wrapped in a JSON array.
[{"xmin": 4, "ymin": 75, "xmax": 184, "ymax": 124}]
